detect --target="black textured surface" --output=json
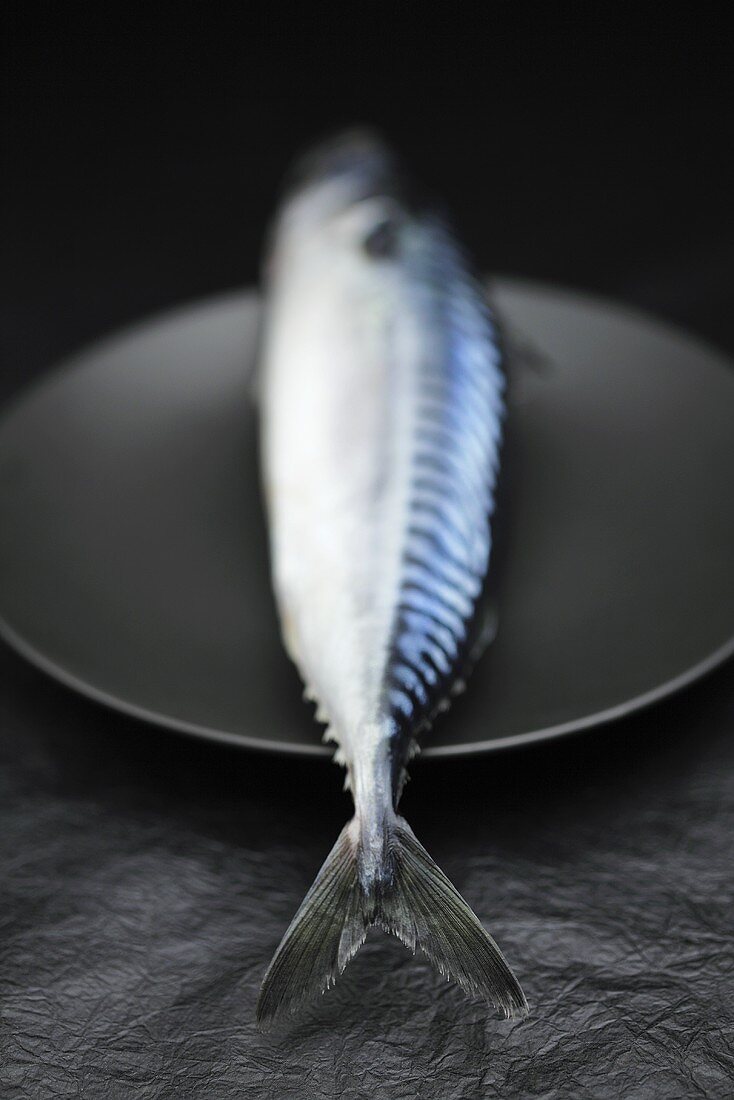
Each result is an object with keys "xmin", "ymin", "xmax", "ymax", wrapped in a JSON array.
[
  {"xmin": 1, "ymin": 646, "xmax": 733, "ymax": 1097},
  {"xmin": 3, "ymin": 9, "xmax": 734, "ymax": 1098}
]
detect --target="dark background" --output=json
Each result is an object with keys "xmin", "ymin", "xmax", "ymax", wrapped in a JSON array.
[{"xmin": 2, "ymin": 8, "xmax": 733, "ymax": 1098}]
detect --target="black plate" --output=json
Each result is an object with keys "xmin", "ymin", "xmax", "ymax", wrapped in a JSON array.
[{"xmin": 0, "ymin": 279, "xmax": 732, "ymax": 756}]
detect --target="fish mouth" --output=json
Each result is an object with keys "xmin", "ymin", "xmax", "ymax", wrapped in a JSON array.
[{"xmin": 282, "ymin": 127, "xmax": 403, "ymax": 205}]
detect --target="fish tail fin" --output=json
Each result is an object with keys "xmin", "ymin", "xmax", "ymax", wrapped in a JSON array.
[
  {"xmin": 255, "ymin": 819, "xmax": 366, "ymax": 1028},
  {"xmin": 256, "ymin": 814, "xmax": 528, "ymax": 1027}
]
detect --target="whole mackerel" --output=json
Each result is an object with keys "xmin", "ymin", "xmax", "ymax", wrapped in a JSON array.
[{"xmin": 257, "ymin": 131, "xmax": 527, "ymax": 1025}]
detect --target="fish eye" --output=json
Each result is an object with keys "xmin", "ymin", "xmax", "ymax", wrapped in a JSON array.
[
  {"xmin": 362, "ymin": 213, "xmax": 400, "ymax": 259},
  {"xmin": 337, "ymin": 196, "xmax": 403, "ymax": 259}
]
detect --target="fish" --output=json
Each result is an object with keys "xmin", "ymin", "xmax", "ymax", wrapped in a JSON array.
[{"xmin": 257, "ymin": 130, "xmax": 527, "ymax": 1026}]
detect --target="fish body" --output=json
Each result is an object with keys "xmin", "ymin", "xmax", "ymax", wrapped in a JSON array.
[{"xmin": 258, "ymin": 132, "xmax": 526, "ymax": 1024}]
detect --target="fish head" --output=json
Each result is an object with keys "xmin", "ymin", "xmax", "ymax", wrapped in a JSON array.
[
  {"xmin": 284, "ymin": 128, "xmax": 398, "ymax": 205},
  {"xmin": 266, "ymin": 129, "xmax": 430, "ymax": 278}
]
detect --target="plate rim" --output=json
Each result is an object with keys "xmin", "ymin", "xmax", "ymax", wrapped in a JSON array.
[
  {"xmin": 1, "ymin": 278, "xmax": 733, "ymax": 758},
  {"xmin": 1, "ymin": 606, "xmax": 732, "ymax": 759}
]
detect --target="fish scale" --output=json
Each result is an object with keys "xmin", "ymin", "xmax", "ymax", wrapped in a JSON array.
[{"xmin": 384, "ymin": 266, "xmax": 505, "ymax": 759}]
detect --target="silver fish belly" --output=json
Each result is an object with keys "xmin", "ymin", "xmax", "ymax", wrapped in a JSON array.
[{"xmin": 257, "ymin": 131, "xmax": 526, "ymax": 1025}]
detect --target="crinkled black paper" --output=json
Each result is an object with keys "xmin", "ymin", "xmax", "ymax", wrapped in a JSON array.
[{"xmin": 1, "ymin": 643, "xmax": 732, "ymax": 1098}]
